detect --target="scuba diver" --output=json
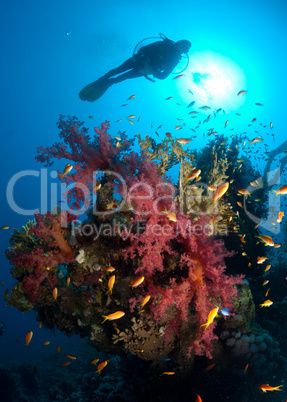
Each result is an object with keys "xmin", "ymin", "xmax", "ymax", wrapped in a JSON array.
[{"xmin": 79, "ymin": 33, "xmax": 191, "ymax": 102}]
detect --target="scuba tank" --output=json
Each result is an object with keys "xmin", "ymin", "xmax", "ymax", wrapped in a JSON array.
[{"xmin": 133, "ymin": 33, "xmax": 189, "ymax": 75}]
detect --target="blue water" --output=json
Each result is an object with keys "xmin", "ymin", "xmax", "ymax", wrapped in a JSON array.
[{"xmin": 1, "ymin": 0, "xmax": 287, "ymax": 401}]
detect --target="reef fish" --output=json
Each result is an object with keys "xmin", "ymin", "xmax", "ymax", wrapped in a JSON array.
[
  {"xmin": 237, "ymin": 90, "xmax": 247, "ymax": 96},
  {"xmin": 102, "ymin": 311, "xmax": 125, "ymax": 323},
  {"xmin": 58, "ymin": 164, "xmax": 73, "ymax": 180},
  {"xmin": 259, "ymin": 384, "xmax": 283, "ymax": 392},
  {"xmin": 200, "ymin": 306, "xmax": 219, "ymax": 329},
  {"xmin": 96, "ymin": 360, "xmax": 109, "ymax": 374},
  {"xmin": 25, "ymin": 331, "xmax": 33, "ymax": 346},
  {"xmin": 259, "ymin": 300, "xmax": 273, "ymax": 308},
  {"xmin": 213, "ymin": 182, "xmax": 229, "ymax": 204}
]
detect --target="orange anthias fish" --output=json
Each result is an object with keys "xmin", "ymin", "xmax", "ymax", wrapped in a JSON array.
[
  {"xmin": 237, "ymin": 90, "xmax": 247, "ymax": 96},
  {"xmin": 53, "ymin": 287, "xmax": 58, "ymax": 301},
  {"xmin": 249, "ymin": 137, "xmax": 263, "ymax": 144},
  {"xmin": 213, "ymin": 182, "xmax": 229, "ymax": 204},
  {"xmin": 173, "ymin": 74, "xmax": 185, "ymax": 79},
  {"xmin": 277, "ymin": 211, "xmax": 284, "ymax": 222},
  {"xmin": 163, "ymin": 208, "xmax": 177, "ymax": 222},
  {"xmin": 130, "ymin": 276, "xmax": 145, "ymax": 288},
  {"xmin": 257, "ymin": 235, "xmax": 274, "ymax": 247},
  {"xmin": 57, "ymin": 345, "xmax": 61, "ymax": 354},
  {"xmin": 257, "ymin": 256, "xmax": 268, "ymax": 264},
  {"xmin": 141, "ymin": 295, "xmax": 151, "ymax": 307},
  {"xmin": 25, "ymin": 331, "xmax": 33, "ymax": 346},
  {"xmin": 177, "ymin": 138, "xmax": 191, "ymax": 145},
  {"xmin": 96, "ymin": 360, "xmax": 109, "ymax": 374},
  {"xmin": 43, "ymin": 340, "xmax": 50, "ymax": 346},
  {"xmin": 58, "ymin": 163, "xmax": 73, "ymax": 180},
  {"xmin": 200, "ymin": 307, "xmax": 219, "ymax": 330},
  {"xmin": 65, "ymin": 354, "xmax": 76, "ymax": 360},
  {"xmin": 196, "ymin": 395, "xmax": 202, "ymax": 402},
  {"xmin": 127, "ymin": 94, "xmax": 136, "ymax": 100},
  {"xmin": 101, "ymin": 311, "xmax": 125, "ymax": 323},
  {"xmin": 273, "ymin": 185, "xmax": 287, "ymax": 196},
  {"xmin": 259, "ymin": 384, "xmax": 283, "ymax": 392},
  {"xmin": 259, "ymin": 300, "xmax": 273, "ymax": 308},
  {"xmin": 160, "ymin": 371, "xmax": 175, "ymax": 376},
  {"xmin": 107, "ymin": 275, "xmax": 115, "ymax": 294},
  {"xmin": 184, "ymin": 169, "xmax": 201, "ymax": 185}
]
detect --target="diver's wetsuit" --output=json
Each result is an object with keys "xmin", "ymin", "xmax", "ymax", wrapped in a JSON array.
[
  {"xmin": 102, "ymin": 38, "xmax": 184, "ymax": 83},
  {"xmin": 79, "ymin": 36, "xmax": 191, "ymax": 102}
]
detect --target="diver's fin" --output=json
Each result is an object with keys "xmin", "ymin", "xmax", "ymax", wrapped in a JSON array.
[{"xmin": 79, "ymin": 78, "xmax": 112, "ymax": 102}]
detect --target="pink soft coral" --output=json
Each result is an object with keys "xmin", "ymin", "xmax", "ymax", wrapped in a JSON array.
[{"xmin": 124, "ymin": 211, "xmax": 243, "ymax": 359}]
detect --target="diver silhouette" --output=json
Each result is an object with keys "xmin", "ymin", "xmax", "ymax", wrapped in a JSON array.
[{"xmin": 79, "ymin": 34, "xmax": 191, "ymax": 102}]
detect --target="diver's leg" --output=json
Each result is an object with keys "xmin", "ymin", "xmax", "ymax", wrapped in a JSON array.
[
  {"xmin": 108, "ymin": 69, "xmax": 143, "ymax": 84},
  {"xmin": 101, "ymin": 57, "xmax": 137, "ymax": 79}
]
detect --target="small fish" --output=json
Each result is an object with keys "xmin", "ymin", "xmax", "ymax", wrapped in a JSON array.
[
  {"xmin": 199, "ymin": 106, "xmax": 211, "ymax": 110},
  {"xmin": 264, "ymin": 264, "xmax": 271, "ymax": 272},
  {"xmin": 175, "ymin": 125, "xmax": 182, "ymax": 130},
  {"xmin": 270, "ymin": 122, "xmax": 273, "ymax": 128},
  {"xmin": 200, "ymin": 306, "xmax": 219, "ymax": 329},
  {"xmin": 43, "ymin": 341, "xmax": 50, "ymax": 346},
  {"xmin": 165, "ymin": 96, "xmax": 173, "ymax": 100},
  {"xmin": 25, "ymin": 331, "xmax": 33, "ymax": 346},
  {"xmin": 205, "ymin": 363, "xmax": 215, "ymax": 372},
  {"xmin": 238, "ymin": 189, "xmax": 250, "ymax": 196},
  {"xmin": 165, "ymin": 132, "xmax": 172, "ymax": 138},
  {"xmin": 244, "ymin": 363, "xmax": 249, "ymax": 374},
  {"xmin": 173, "ymin": 74, "xmax": 185, "ymax": 79},
  {"xmin": 273, "ymin": 185, "xmax": 287, "ymax": 196},
  {"xmin": 141, "ymin": 295, "xmax": 151, "ymax": 307},
  {"xmin": 160, "ymin": 372, "xmax": 175, "ymax": 376},
  {"xmin": 259, "ymin": 300, "xmax": 273, "ymax": 308},
  {"xmin": 188, "ymin": 101, "xmax": 195, "ymax": 108},
  {"xmin": 254, "ymin": 102, "xmax": 263, "ymax": 106},
  {"xmin": 67, "ymin": 277, "xmax": 71, "ymax": 286},
  {"xmin": 252, "ymin": 118, "xmax": 256, "ymax": 123},
  {"xmin": 106, "ymin": 266, "xmax": 115, "ymax": 273},
  {"xmin": 213, "ymin": 182, "xmax": 229, "ymax": 204},
  {"xmin": 257, "ymin": 235, "xmax": 274, "ymax": 247},
  {"xmin": 159, "ymin": 357, "xmax": 171, "ymax": 361},
  {"xmin": 121, "ymin": 104, "xmax": 128, "ymax": 107},
  {"xmin": 184, "ymin": 169, "xmax": 201, "ymax": 185},
  {"xmin": 91, "ymin": 358, "xmax": 99, "ymax": 365},
  {"xmin": 62, "ymin": 361, "xmax": 70, "ymax": 367},
  {"xmin": 257, "ymin": 256, "xmax": 268, "ymax": 264},
  {"xmin": 57, "ymin": 345, "xmax": 61, "ymax": 354},
  {"xmin": 38, "ymin": 322, "xmax": 42, "ymax": 328},
  {"xmin": 88, "ymin": 116, "xmax": 93, "ymax": 119},
  {"xmin": 220, "ymin": 308, "xmax": 229, "ymax": 316},
  {"xmin": 53, "ymin": 287, "xmax": 58, "ymax": 301},
  {"xmin": 1, "ymin": 225, "xmax": 9, "ymax": 230},
  {"xmin": 188, "ymin": 89, "xmax": 194, "ymax": 95},
  {"xmin": 59, "ymin": 164, "xmax": 73, "ymax": 180},
  {"xmin": 101, "ymin": 311, "xmax": 125, "ymax": 323},
  {"xmin": 127, "ymin": 115, "xmax": 136, "ymax": 119},
  {"xmin": 65, "ymin": 354, "xmax": 76, "ymax": 360},
  {"xmin": 262, "ymin": 280, "xmax": 269, "ymax": 286},
  {"xmin": 127, "ymin": 94, "xmax": 136, "ymax": 100},
  {"xmin": 177, "ymin": 138, "xmax": 191, "ymax": 145},
  {"xmin": 96, "ymin": 360, "xmax": 108, "ymax": 374},
  {"xmin": 107, "ymin": 275, "xmax": 115, "ymax": 294},
  {"xmin": 249, "ymin": 137, "xmax": 263, "ymax": 144},
  {"xmin": 196, "ymin": 395, "xmax": 202, "ymax": 402},
  {"xmin": 237, "ymin": 90, "xmax": 247, "ymax": 96},
  {"xmin": 259, "ymin": 384, "xmax": 283, "ymax": 392},
  {"xmin": 265, "ymin": 288, "xmax": 270, "ymax": 297},
  {"xmin": 130, "ymin": 276, "xmax": 145, "ymax": 288},
  {"xmin": 224, "ymin": 120, "xmax": 229, "ymax": 128}
]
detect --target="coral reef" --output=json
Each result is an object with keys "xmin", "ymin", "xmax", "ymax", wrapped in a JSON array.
[{"xmin": 4, "ymin": 116, "xmax": 279, "ymax": 374}]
